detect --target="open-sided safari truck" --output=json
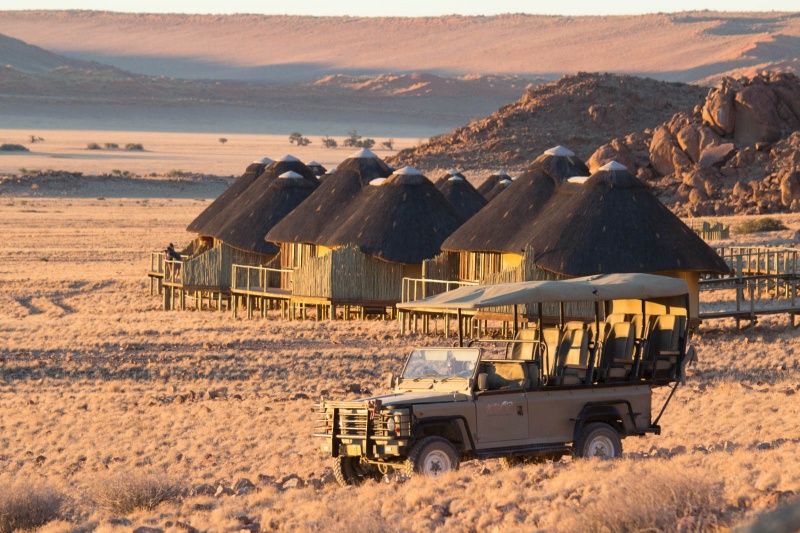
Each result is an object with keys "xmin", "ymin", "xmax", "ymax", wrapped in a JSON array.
[{"xmin": 314, "ymin": 273, "xmax": 694, "ymax": 486}]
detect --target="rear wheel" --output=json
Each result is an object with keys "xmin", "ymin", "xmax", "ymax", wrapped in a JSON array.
[
  {"xmin": 405, "ymin": 436, "xmax": 459, "ymax": 478},
  {"xmin": 574, "ymin": 423, "xmax": 622, "ymax": 459},
  {"xmin": 332, "ymin": 456, "xmax": 381, "ymax": 487}
]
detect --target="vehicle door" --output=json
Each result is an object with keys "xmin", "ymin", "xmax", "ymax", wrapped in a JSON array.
[{"xmin": 473, "ymin": 361, "xmax": 529, "ymax": 447}]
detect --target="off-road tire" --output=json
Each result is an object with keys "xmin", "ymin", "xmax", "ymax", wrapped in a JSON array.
[
  {"xmin": 573, "ymin": 423, "xmax": 623, "ymax": 459},
  {"xmin": 332, "ymin": 456, "xmax": 380, "ymax": 487},
  {"xmin": 405, "ymin": 436, "xmax": 459, "ymax": 478}
]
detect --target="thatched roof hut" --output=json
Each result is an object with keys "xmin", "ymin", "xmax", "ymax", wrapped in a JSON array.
[
  {"xmin": 478, "ymin": 170, "xmax": 511, "ymax": 197},
  {"xmin": 434, "ymin": 168, "xmax": 466, "ymax": 187},
  {"xmin": 528, "ymin": 161, "xmax": 730, "ymax": 277},
  {"xmin": 307, "ymin": 160, "xmax": 327, "ymax": 177},
  {"xmin": 435, "ymin": 173, "xmax": 487, "ymax": 220},
  {"xmin": 483, "ymin": 177, "xmax": 513, "ymax": 201},
  {"xmin": 208, "ymin": 171, "xmax": 316, "ymax": 255},
  {"xmin": 319, "ymin": 166, "xmax": 466, "ymax": 265},
  {"xmin": 442, "ymin": 146, "xmax": 590, "ymax": 254},
  {"xmin": 265, "ymin": 148, "xmax": 393, "ymax": 246},
  {"xmin": 186, "ymin": 157, "xmax": 273, "ymax": 233},
  {"xmin": 201, "ymin": 154, "xmax": 318, "ymax": 245}
]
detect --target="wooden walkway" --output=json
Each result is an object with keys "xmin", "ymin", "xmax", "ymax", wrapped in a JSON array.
[{"xmin": 699, "ymin": 246, "xmax": 800, "ymax": 329}]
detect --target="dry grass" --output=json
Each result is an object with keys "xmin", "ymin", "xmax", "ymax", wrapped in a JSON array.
[
  {"xmin": 0, "ymin": 479, "xmax": 62, "ymax": 533},
  {"xmin": 91, "ymin": 471, "xmax": 184, "ymax": 514},
  {"xmin": 0, "ymin": 200, "xmax": 798, "ymax": 531}
]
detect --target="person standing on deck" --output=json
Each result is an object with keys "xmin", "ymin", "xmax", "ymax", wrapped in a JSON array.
[{"xmin": 165, "ymin": 243, "xmax": 182, "ymax": 279}]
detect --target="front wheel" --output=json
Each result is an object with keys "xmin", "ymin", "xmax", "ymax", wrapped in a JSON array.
[
  {"xmin": 405, "ymin": 436, "xmax": 459, "ymax": 478},
  {"xmin": 573, "ymin": 423, "xmax": 623, "ymax": 459},
  {"xmin": 332, "ymin": 456, "xmax": 381, "ymax": 487}
]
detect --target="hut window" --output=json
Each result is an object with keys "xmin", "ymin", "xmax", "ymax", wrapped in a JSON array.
[{"xmin": 460, "ymin": 252, "xmax": 502, "ymax": 281}]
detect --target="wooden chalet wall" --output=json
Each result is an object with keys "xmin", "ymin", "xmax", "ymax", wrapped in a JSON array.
[
  {"xmin": 183, "ymin": 243, "xmax": 270, "ymax": 288},
  {"xmin": 422, "ymin": 251, "xmax": 460, "ymax": 282},
  {"xmin": 293, "ymin": 244, "xmax": 403, "ymax": 301}
]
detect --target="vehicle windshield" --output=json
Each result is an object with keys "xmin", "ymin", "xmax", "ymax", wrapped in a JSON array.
[{"xmin": 401, "ymin": 348, "xmax": 480, "ymax": 380}]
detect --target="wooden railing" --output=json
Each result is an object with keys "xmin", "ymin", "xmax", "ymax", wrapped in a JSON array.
[
  {"xmin": 713, "ymin": 246, "xmax": 799, "ymax": 277},
  {"xmin": 401, "ymin": 277, "xmax": 477, "ymax": 303},
  {"xmin": 231, "ymin": 264, "xmax": 293, "ymax": 293},
  {"xmin": 164, "ymin": 259, "xmax": 184, "ymax": 284},
  {"xmin": 150, "ymin": 251, "xmax": 166, "ymax": 274}
]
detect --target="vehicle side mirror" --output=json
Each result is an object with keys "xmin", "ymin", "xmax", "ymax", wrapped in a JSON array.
[
  {"xmin": 386, "ymin": 372, "xmax": 396, "ymax": 389},
  {"xmin": 477, "ymin": 373, "xmax": 488, "ymax": 391}
]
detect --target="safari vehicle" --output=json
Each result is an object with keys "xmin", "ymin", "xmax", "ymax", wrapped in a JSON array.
[{"xmin": 314, "ymin": 273, "xmax": 693, "ymax": 486}]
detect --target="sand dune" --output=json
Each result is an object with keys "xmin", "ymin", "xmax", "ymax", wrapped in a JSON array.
[{"xmin": 0, "ymin": 11, "xmax": 797, "ymax": 83}]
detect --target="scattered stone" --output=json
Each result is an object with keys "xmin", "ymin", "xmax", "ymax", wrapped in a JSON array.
[
  {"xmin": 234, "ymin": 478, "xmax": 256, "ymax": 495},
  {"xmin": 756, "ymin": 442, "xmax": 773, "ymax": 451},
  {"xmin": 782, "ymin": 388, "xmax": 795, "ymax": 396},
  {"xmin": 697, "ymin": 142, "xmax": 736, "ymax": 168},
  {"xmin": 235, "ymin": 515, "xmax": 254, "ymax": 525},
  {"xmin": 257, "ymin": 473, "xmax": 277, "ymax": 486},
  {"xmin": 214, "ymin": 485, "xmax": 234, "ymax": 498},
  {"xmin": 34, "ymin": 455, "xmax": 46, "ymax": 465},
  {"xmin": 291, "ymin": 393, "xmax": 309, "ymax": 400},
  {"xmin": 192, "ymin": 503, "xmax": 215, "ymax": 512},
  {"xmin": 174, "ymin": 394, "xmax": 186, "ymax": 404},
  {"xmin": 109, "ymin": 518, "xmax": 132, "ymax": 526},
  {"xmin": 691, "ymin": 444, "xmax": 709, "ymax": 454},
  {"xmin": 280, "ymin": 474, "xmax": 305, "ymax": 490},
  {"xmin": 176, "ymin": 521, "xmax": 200, "ymax": 533},
  {"xmin": 670, "ymin": 445, "xmax": 687, "ymax": 456},
  {"xmin": 133, "ymin": 528, "xmax": 163, "ymax": 533},
  {"xmin": 345, "ymin": 383, "xmax": 362, "ymax": 394}
]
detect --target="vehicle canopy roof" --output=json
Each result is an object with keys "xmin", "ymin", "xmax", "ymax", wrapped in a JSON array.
[{"xmin": 397, "ymin": 273, "xmax": 688, "ymax": 310}]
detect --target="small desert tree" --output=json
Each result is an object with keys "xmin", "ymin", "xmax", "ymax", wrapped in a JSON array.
[
  {"xmin": 219, "ymin": 137, "xmax": 228, "ymax": 145},
  {"xmin": 322, "ymin": 136, "xmax": 338, "ymax": 149},
  {"xmin": 342, "ymin": 130, "xmax": 361, "ymax": 148},
  {"xmin": 289, "ymin": 132, "xmax": 310, "ymax": 146},
  {"xmin": 382, "ymin": 139, "xmax": 394, "ymax": 150},
  {"xmin": 360, "ymin": 138, "xmax": 376, "ymax": 149}
]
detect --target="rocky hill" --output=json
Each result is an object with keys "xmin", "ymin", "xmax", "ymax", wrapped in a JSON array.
[
  {"xmin": 588, "ymin": 72, "xmax": 800, "ymax": 216},
  {"xmin": 391, "ymin": 71, "xmax": 800, "ymax": 217},
  {"xmin": 388, "ymin": 73, "xmax": 708, "ymax": 172}
]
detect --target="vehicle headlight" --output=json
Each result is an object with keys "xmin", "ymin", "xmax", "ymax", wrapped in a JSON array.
[{"xmin": 387, "ymin": 418, "xmax": 396, "ymax": 432}]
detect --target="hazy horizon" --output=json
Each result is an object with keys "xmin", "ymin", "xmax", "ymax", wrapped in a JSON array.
[{"xmin": 8, "ymin": 1, "xmax": 800, "ymax": 17}]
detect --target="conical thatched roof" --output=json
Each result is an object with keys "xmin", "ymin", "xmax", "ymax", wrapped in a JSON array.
[
  {"xmin": 484, "ymin": 178, "xmax": 513, "ymax": 201},
  {"xmin": 201, "ymin": 155, "xmax": 318, "ymax": 242},
  {"xmin": 319, "ymin": 166, "xmax": 466, "ymax": 264},
  {"xmin": 528, "ymin": 162, "xmax": 730, "ymax": 275},
  {"xmin": 442, "ymin": 146, "xmax": 590, "ymax": 253},
  {"xmin": 265, "ymin": 148, "xmax": 393, "ymax": 245},
  {"xmin": 434, "ymin": 168, "xmax": 466, "ymax": 187},
  {"xmin": 206, "ymin": 170, "xmax": 317, "ymax": 255},
  {"xmin": 186, "ymin": 159, "xmax": 271, "ymax": 233},
  {"xmin": 476, "ymin": 170, "xmax": 508, "ymax": 197},
  {"xmin": 307, "ymin": 160, "xmax": 327, "ymax": 177},
  {"xmin": 436, "ymin": 174, "xmax": 487, "ymax": 220}
]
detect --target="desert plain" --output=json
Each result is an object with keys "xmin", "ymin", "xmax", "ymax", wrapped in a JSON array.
[{"xmin": 0, "ymin": 150, "xmax": 799, "ymax": 532}]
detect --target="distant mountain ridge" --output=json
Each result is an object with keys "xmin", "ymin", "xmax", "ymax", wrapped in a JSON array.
[{"xmin": 0, "ymin": 10, "xmax": 797, "ymax": 83}]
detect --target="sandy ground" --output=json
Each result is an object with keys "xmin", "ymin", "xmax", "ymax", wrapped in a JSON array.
[
  {"xmin": 0, "ymin": 198, "xmax": 798, "ymax": 531},
  {"xmin": 1, "ymin": 11, "xmax": 798, "ymax": 83},
  {"xmin": 0, "ymin": 130, "xmax": 417, "ymax": 178}
]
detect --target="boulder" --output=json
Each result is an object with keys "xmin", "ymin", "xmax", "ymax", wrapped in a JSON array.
[
  {"xmin": 702, "ymin": 87, "xmax": 736, "ymax": 135},
  {"xmin": 780, "ymin": 170, "xmax": 800, "ymax": 208},
  {"xmin": 649, "ymin": 126, "xmax": 692, "ymax": 177},
  {"xmin": 733, "ymin": 181, "xmax": 753, "ymax": 198},
  {"xmin": 773, "ymin": 80, "xmax": 800, "ymax": 123},
  {"xmin": 698, "ymin": 143, "xmax": 736, "ymax": 168},
  {"xmin": 734, "ymin": 85, "xmax": 782, "ymax": 146},
  {"xmin": 587, "ymin": 139, "xmax": 637, "ymax": 173}
]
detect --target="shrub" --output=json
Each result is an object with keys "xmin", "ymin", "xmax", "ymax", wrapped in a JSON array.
[
  {"xmin": 360, "ymin": 138, "xmax": 375, "ymax": 149},
  {"xmin": 382, "ymin": 139, "xmax": 394, "ymax": 150},
  {"xmin": 322, "ymin": 136, "xmax": 338, "ymax": 149},
  {"xmin": 92, "ymin": 472, "xmax": 184, "ymax": 514},
  {"xmin": 219, "ymin": 137, "xmax": 228, "ymax": 145},
  {"xmin": 734, "ymin": 217, "xmax": 788, "ymax": 234},
  {"xmin": 288, "ymin": 132, "xmax": 311, "ymax": 146},
  {"xmin": 125, "ymin": 143, "xmax": 144, "ymax": 151},
  {"xmin": 0, "ymin": 480, "xmax": 63, "ymax": 533},
  {"xmin": 86, "ymin": 143, "xmax": 101, "ymax": 150},
  {"xmin": 0, "ymin": 144, "xmax": 30, "ymax": 152},
  {"xmin": 104, "ymin": 143, "xmax": 119, "ymax": 149},
  {"xmin": 165, "ymin": 169, "xmax": 188, "ymax": 177}
]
